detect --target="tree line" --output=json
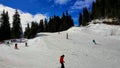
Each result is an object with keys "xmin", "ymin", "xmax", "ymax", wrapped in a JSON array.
[
  {"xmin": 0, "ymin": 10, "xmax": 22, "ymax": 41},
  {"xmin": 79, "ymin": 0, "xmax": 120, "ymax": 26},
  {"xmin": 24, "ymin": 11, "xmax": 74, "ymax": 39},
  {"xmin": 0, "ymin": 10, "xmax": 74, "ymax": 41},
  {"xmin": 2, "ymin": 0, "xmax": 119, "ymax": 41}
]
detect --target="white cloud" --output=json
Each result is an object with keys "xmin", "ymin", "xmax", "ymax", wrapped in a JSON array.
[
  {"xmin": 33, "ymin": 14, "xmax": 46, "ymax": 22},
  {"xmin": 71, "ymin": 0, "xmax": 95, "ymax": 10},
  {"xmin": 0, "ymin": 4, "xmax": 47, "ymax": 31},
  {"xmin": 54, "ymin": 0, "xmax": 71, "ymax": 5}
]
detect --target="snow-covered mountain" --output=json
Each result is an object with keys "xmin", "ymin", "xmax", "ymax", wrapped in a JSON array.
[
  {"xmin": 0, "ymin": 4, "xmax": 46, "ymax": 31},
  {"xmin": 0, "ymin": 23, "xmax": 120, "ymax": 68}
]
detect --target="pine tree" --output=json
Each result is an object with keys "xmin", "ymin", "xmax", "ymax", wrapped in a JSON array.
[
  {"xmin": 44, "ymin": 18, "xmax": 48, "ymax": 32},
  {"xmin": 82, "ymin": 7, "xmax": 90, "ymax": 26},
  {"xmin": 59, "ymin": 12, "xmax": 66, "ymax": 31},
  {"xmin": 117, "ymin": 0, "xmax": 120, "ymax": 20},
  {"xmin": 12, "ymin": 10, "xmax": 23, "ymax": 39},
  {"xmin": 47, "ymin": 17, "xmax": 53, "ymax": 32},
  {"xmin": 91, "ymin": 1, "xmax": 97, "ymax": 19},
  {"xmin": 66, "ymin": 11, "xmax": 74, "ymax": 29},
  {"xmin": 0, "ymin": 10, "xmax": 11, "ymax": 41},
  {"xmin": 38, "ymin": 19, "xmax": 44, "ymax": 32},
  {"xmin": 24, "ymin": 21, "xmax": 38, "ymax": 39},
  {"xmin": 24, "ymin": 23, "xmax": 30, "ymax": 38},
  {"xmin": 62, "ymin": 11, "xmax": 69, "ymax": 30},
  {"xmin": 60, "ymin": 11, "xmax": 74, "ymax": 31},
  {"xmin": 91, "ymin": 0, "xmax": 120, "ymax": 20},
  {"xmin": 28, "ymin": 21, "xmax": 38, "ymax": 38},
  {"xmin": 47, "ymin": 16, "xmax": 59, "ymax": 32},
  {"xmin": 78, "ymin": 13, "xmax": 82, "ymax": 26},
  {"xmin": 53, "ymin": 15, "xmax": 61, "ymax": 32}
]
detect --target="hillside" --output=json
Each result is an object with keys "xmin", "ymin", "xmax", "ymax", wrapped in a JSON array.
[{"xmin": 0, "ymin": 24, "xmax": 120, "ymax": 68}]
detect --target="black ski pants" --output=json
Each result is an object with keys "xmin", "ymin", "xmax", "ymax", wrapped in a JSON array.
[{"xmin": 61, "ymin": 62, "xmax": 65, "ymax": 68}]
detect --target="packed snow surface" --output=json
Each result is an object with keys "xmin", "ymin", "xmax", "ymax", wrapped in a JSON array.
[{"xmin": 0, "ymin": 24, "xmax": 120, "ymax": 68}]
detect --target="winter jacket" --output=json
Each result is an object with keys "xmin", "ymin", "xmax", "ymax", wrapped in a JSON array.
[{"xmin": 60, "ymin": 56, "xmax": 64, "ymax": 63}]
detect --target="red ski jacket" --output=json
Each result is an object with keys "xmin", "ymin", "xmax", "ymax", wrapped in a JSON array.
[{"xmin": 60, "ymin": 56, "xmax": 64, "ymax": 63}]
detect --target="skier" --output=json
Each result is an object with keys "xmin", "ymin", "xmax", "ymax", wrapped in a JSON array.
[
  {"xmin": 6, "ymin": 40, "xmax": 10, "ymax": 46},
  {"xmin": 66, "ymin": 33, "xmax": 68, "ymax": 39},
  {"xmin": 14, "ymin": 43, "xmax": 18, "ymax": 49},
  {"xmin": 25, "ymin": 42, "xmax": 28, "ymax": 47},
  {"xmin": 93, "ymin": 39, "xmax": 96, "ymax": 45},
  {"xmin": 60, "ymin": 55, "xmax": 65, "ymax": 68}
]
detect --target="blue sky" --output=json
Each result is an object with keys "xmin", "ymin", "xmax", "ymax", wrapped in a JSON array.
[{"xmin": 0, "ymin": 0, "xmax": 95, "ymax": 26}]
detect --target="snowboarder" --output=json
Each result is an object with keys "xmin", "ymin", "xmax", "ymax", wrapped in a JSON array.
[
  {"xmin": 14, "ymin": 43, "xmax": 18, "ymax": 49},
  {"xmin": 93, "ymin": 39, "xmax": 96, "ymax": 45},
  {"xmin": 60, "ymin": 55, "xmax": 65, "ymax": 68}
]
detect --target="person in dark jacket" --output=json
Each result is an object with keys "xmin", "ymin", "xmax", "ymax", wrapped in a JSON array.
[
  {"xmin": 60, "ymin": 55, "xmax": 65, "ymax": 68},
  {"xmin": 93, "ymin": 39, "xmax": 96, "ymax": 45},
  {"xmin": 25, "ymin": 42, "xmax": 28, "ymax": 47}
]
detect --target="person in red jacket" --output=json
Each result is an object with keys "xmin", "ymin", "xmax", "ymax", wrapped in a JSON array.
[
  {"xmin": 60, "ymin": 55, "xmax": 65, "ymax": 68},
  {"xmin": 14, "ymin": 43, "xmax": 18, "ymax": 49}
]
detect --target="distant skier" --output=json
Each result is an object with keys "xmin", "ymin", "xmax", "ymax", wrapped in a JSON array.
[
  {"xmin": 25, "ymin": 42, "xmax": 28, "ymax": 47},
  {"xmin": 66, "ymin": 33, "xmax": 68, "ymax": 39},
  {"xmin": 6, "ymin": 41, "xmax": 10, "ymax": 46},
  {"xmin": 60, "ymin": 55, "xmax": 65, "ymax": 68},
  {"xmin": 93, "ymin": 39, "xmax": 96, "ymax": 45},
  {"xmin": 14, "ymin": 43, "xmax": 18, "ymax": 49}
]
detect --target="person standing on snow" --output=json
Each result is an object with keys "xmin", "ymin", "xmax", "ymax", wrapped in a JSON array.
[
  {"xmin": 14, "ymin": 43, "xmax": 18, "ymax": 49},
  {"xmin": 93, "ymin": 39, "xmax": 96, "ymax": 45},
  {"xmin": 25, "ymin": 42, "xmax": 28, "ymax": 47},
  {"xmin": 60, "ymin": 55, "xmax": 65, "ymax": 68}
]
